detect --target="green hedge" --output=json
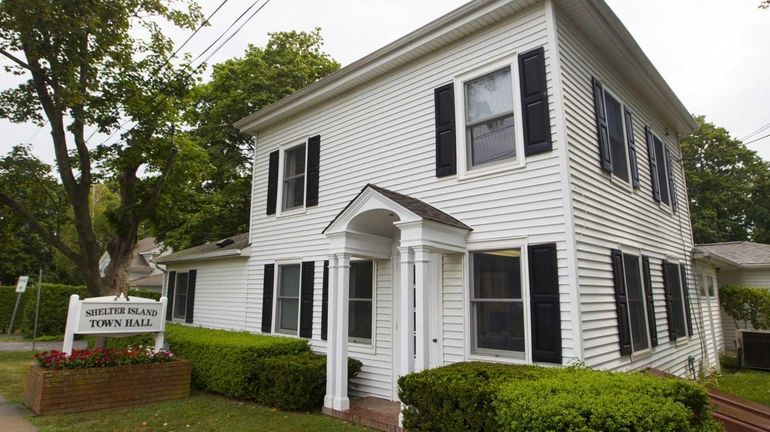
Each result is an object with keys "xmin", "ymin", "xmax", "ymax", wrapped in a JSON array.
[
  {"xmin": 250, "ymin": 352, "xmax": 363, "ymax": 411},
  {"xmin": 0, "ymin": 285, "xmax": 26, "ymax": 333},
  {"xmin": 165, "ymin": 324, "xmax": 309, "ymax": 399},
  {"xmin": 127, "ymin": 288, "xmax": 162, "ymax": 301},
  {"xmin": 399, "ymin": 363, "xmax": 719, "ymax": 432},
  {"xmin": 20, "ymin": 284, "xmax": 88, "ymax": 338},
  {"xmin": 399, "ymin": 362, "xmax": 554, "ymax": 431}
]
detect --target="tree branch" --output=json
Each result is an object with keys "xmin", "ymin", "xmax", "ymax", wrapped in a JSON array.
[
  {"xmin": 0, "ymin": 191, "xmax": 81, "ymax": 263},
  {"xmin": 142, "ymin": 145, "xmax": 178, "ymax": 219}
]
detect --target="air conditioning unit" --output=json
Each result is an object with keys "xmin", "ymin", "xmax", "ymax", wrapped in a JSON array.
[{"xmin": 737, "ymin": 329, "xmax": 770, "ymax": 370}]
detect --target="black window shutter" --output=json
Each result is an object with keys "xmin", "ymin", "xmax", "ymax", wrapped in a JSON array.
[
  {"xmin": 321, "ymin": 260, "xmax": 329, "ymax": 341},
  {"xmin": 528, "ymin": 243, "xmax": 562, "ymax": 364},
  {"xmin": 665, "ymin": 148, "xmax": 678, "ymax": 212},
  {"xmin": 165, "ymin": 271, "xmax": 176, "ymax": 321},
  {"xmin": 646, "ymin": 127, "xmax": 661, "ymax": 202},
  {"xmin": 519, "ymin": 47, "xmax": 552, "ymax": 156},
  {"xmin": 661, "ymin": 261, "xmax": 677, "ymax": 341},
  {"xmin": 641, "ymin": 256, "xmax": 658, "ymax": 347},
  {"xmin": 592, "ymin": 77, "xmax": 612, "ymax": 172},
  {"xmin": 266, "ymin": 151, "xmax": 279, "ymax": 215},
  {"xmin": 299, "ymin": 261, "xmax": 315, "ymax": 339},
  {"xmin": 306, "ymin": 135, "xmax": 321, "ymax": 207},
  {"xmin": 261, "ymin": 264, "xmax": 275, "ymax": 333},
  {"xmin": 680, "ymin": 265, "xmax": 693, "ymax": 336},
  {"xmin": 434, "ymin": 83, "xmax": 456, "ymax": 177},
  {"xmin": 610, "ymin": 249, "xmax": 632, "ymax": 355},
  {"xmin": 185, "ymin": 269, "xmax": 197, "ymax": 324},
  {"xmin": 624, "ymin": 108, "xmax": 640, "ymax": 189}
]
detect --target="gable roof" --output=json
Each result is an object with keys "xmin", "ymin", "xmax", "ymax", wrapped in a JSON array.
[
  {"xmin": 323, "ymin": 184, "xmax": 472, "ymax": 234},
  {"xmin": 156, "ymin": 233, "xmax": 250, "ymax": 264},
  {"xmin": 695, "ymin": 242, "xmax": 770, "ymax": 269},
  {"xmin": 234, "ymin": 0, "xmax": 696, "ymax": 135}
]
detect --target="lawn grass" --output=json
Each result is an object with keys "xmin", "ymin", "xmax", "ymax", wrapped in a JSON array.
[
  {"xmin": 0, "ymin": 350, "xmax": 35, "ymax": 403},
  {"xmin": 0, "ymin": 351, "xmax": 366, "ymax": 431},
  {"xmin": 706, "ymin": 354, "xmax": 770, "ymax": 407}
]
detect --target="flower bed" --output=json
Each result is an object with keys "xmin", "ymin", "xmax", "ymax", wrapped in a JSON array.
[{"xmin": 24, "ymin": 348, "xmax": 190, "ymax": 415}]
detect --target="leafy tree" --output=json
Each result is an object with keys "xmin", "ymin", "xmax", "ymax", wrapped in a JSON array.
[
  {"xmin": 150, "ymin": 29, "xmax": 340, "ymax": 250},
  {"xmin": 681, "ymin": 116, "xmax": 769, "ymax": 243},
  {"xmin": 0, "ymin": 1, "xmax": 206, "ymax": 296}
]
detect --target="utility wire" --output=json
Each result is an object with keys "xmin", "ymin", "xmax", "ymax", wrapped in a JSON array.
[
  {"xmin": 84, "ymin": 0, "xmax": 231, "ymax": 144},
  {"xmin": 740, "ymin": 122, "xmax": 770, "ymax": 142},
  {"xmin": 744, "ymin": 132, "xmax": 770, "ymax": 146}
]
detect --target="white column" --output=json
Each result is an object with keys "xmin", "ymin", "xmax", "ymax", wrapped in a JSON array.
[
  {"xmin": 413, "ymin": 246, "xmax": 431, "ymax": 372},
  {"xmin": 397, "ymin": 246, "xmax": 414, "ymax": 378},
  {"xmin": 333, "ymin": 252, "xmax": 351, "ymax": 411},
  {"xmin": 324, "ymin": 255, "xmax": 339, "ymax": 410}
]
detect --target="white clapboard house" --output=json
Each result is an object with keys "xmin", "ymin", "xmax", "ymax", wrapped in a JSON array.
[{"xmin": 157, "ymin": 0, "xmax": 724, "ymax": 413}]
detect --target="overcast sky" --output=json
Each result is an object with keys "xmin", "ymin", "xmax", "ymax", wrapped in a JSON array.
[{"xmin": 1, "ymin": 0, "xmax": 768, "ymax": 164}]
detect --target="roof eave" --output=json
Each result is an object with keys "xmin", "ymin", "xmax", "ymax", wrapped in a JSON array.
[{"xmin": 155, "ymin": 248, "xmax": 248, "ymax": 264}]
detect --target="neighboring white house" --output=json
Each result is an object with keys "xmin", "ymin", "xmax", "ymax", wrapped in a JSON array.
[
  {"xmin": 99, "ymin": 237, "xmax": 169, "ymax": 292},
  {"xmin": 695, "ymin": 241, "xmax": 770, "ymax": 352},
  {"xmin": 162, "ymin": 0, "xmax": 723, "ymax": 414}
]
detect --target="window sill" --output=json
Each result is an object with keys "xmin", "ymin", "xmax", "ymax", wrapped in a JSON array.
[
  {"xmin": 458, "ymin": 158, "xmax": 526, "ymax": 181},
  {"xmin": 276, "ymin": 207, "xmax": 307, "ymax": 218},
  {"xmin": 606, "ymin": 173, "xmax": 634, "ymax": 195},
  {"xmin": 629, "ymin": 349, "xmax": 653, "ymax": 362},
  {"xmin": 468, "ymin": 352, "xmax": 527, "ymax": 365},
  {"xmin": 349, "ymin": 341, "xmax": 376, "ymax": 354}
]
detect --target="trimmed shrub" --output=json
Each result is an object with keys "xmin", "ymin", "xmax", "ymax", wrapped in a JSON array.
[
  {"xmin": 165, "ymin": 324, "xmax": 309, "ymax": 398},
  {"xmin": 20, "ymin": 284, "xmax": 88, "ymax": 338},
  {"xmin": 127, "ymin": 288, "xmax": 161, "ymax": 301},
  {"xmin": 250, "ymin": 352, "xmax": 363, "ymax": 411},
  {"xmin": 398, "ymin": 362, "xmax": 553, "ymax": 431},
  {"xmin": 494, "ymin": 369, "xmax": 720, "ymax": 432},
  {"xmin": 0, "ymin": 285, "xmax": 26, "ymax": 333}
]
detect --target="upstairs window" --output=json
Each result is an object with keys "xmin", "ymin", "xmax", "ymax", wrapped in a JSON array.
[
  {"xmin": 464, "ymin": 67, "xmax": 516, "ymax": 168},
  {"xmin": 605, "ymin": 92, "xmax": 629, "ymax": 183},
  {"xmin": 282, "ymin": 144, "xmax": 306, "ymax": 211},
  {"xmin": 651, "ymin": 132, "xmax": 670, "ymax": 205},
  {"xmin": 592, "ymin": 78, "xmax": 640, "ymax": 188}
]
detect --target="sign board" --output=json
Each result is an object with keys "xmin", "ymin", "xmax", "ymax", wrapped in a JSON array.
[
  {"xmin": 15, "ymin": 276, "xmax": 29, "ymax": 293},
  {"xmin": 62, "ymin": 294, "xmax": 168, "ymax": 355}
]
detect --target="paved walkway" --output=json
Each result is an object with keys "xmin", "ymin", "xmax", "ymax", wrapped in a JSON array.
[
  {"xmin": 0, "ymin": 339, "xmax": 86, "ymax": 352},
  {"xmin": 0, "ymin": 395, "xmax": 36, "ymax": 432}
]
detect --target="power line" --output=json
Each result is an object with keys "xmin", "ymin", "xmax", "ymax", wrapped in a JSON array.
[
  {"xmin": 85, "ymin": 0, "xmax": 231, "ymax": 144},
  {"xmin": 740, "ymin": 122, "xmax": 770, "ymax": 142},
  {"xmin": 95, "ymin": 0, "xmax": 272, "ymax": 149},
  {"xmin": 744, "ymin": 132, "xmax": 770, "ymax": 146}
]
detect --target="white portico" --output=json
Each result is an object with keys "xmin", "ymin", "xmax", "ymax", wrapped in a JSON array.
[{"xmin": 322, "ymin": 184, "xmax": 470, "ymax": 411}]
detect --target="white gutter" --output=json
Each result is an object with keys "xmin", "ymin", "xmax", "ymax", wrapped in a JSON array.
[{"xmin": 155, "ymin": 248, "xmax": 249, "ymax": 264}]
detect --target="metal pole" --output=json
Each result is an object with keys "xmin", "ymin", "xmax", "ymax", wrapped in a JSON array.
[
  {"xmin": 32, "ymin": 268, "xmax": 43, "ymax": 351},
  {"xmin": 6, "ymin": 293, "xmax": 22, "ymax": 338}
]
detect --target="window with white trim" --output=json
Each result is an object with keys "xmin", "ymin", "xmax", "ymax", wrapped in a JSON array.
[
  {"xmin": 172, "ymin": 272, "xmax": 189, "ymax": 321},
  {"xmin": 620, "ymin": 252, "xmax": 651, "ymax": 353},
  {"xmin": 276, "ymin": 264, "xmax": 301, "ymax": 334},
  {"xmin": 464, "ymin": 67, "xmax": 516, "ymax": 167},
  {"xmin": 282, "ymin": 143, "xmax": 306, "ymax": 211},
  {"xmin": 604, "ymin": 91, "xmax": 630, "ymax": 184},
  {"xmin": 470, "ymin": 249, "xmax": 525, "ymax": 356},
  {"xmin": 666, "ymin": 262, "xmax": 689, "ymax": 339},
  {"xmin": 349, "ymin": 261, "xmax": 373, "ymax": 344},
  {"xmin": 651, "ymin": 132, "xmax": 671, "ymax": 205}
]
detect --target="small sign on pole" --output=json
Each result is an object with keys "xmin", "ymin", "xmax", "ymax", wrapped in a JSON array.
[
  {"xmin": 6, "ymin": 275, "xmax": 29, "ymax": 337},
  {"xmin": 62, "ymin": 294, "xmax": 168, "ymax": 355},
  {"xmin": 15, "ymin": 275, "xmax": 29, "ymax": 293}
]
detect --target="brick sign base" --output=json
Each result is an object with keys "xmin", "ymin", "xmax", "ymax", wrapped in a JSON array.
[{"xmin": 23, "ymin": 360, "xmax": 191, "ymax": 415}]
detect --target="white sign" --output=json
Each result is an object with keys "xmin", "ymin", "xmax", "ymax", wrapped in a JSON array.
[
  {"xmin": 15, "ymin": 276, "xmax": 29, "ymax": 293},
  {"xmin": 62, "ymin": 294, "xmax": 168, "ymax": 355}
]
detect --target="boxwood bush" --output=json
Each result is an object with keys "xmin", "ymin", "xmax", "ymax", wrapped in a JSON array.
[
  {"xmin": 494, "ymin": 369, "xmax": 720, "ymax": 432},
  {"xmin": 398, "ymin": 362, "xmax": 554, "ymax": 431},
  {"xmin": 251, "ymin": 352, "xmax": 363, "ymax": 411},
  {"xmin": 20, "ymin": 284, "xmax": 88, "ymax": 338},
  {"xmin": 399, "ymin": 362, "xmax": 719, "ymax": 432},
  {"xmin": 164, "ymin": 324, "xmax": 309, "ymax": 398}
]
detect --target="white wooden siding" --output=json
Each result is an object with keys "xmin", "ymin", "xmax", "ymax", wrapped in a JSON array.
[
  {"xmin": 441, "ymin": 254, "xmax": 465, "ymax": 365},
  {"xmin": 716, "ymin": 268, "xmax": 770, "ymax": 351},
  {"xmin": 165, "ymin": 258, "xmax": 248, "ymax": 330},
  {"xmin": 556, "ymin": 7, "xmax": 715, "ymax": 376}
]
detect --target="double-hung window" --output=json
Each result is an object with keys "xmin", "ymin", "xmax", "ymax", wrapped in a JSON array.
[
  {"xmin": 619, "ymin": 252, "xmax": 651, "ymax": 354},
  {"xmin": 349, "ymin": 261, "xmax": 374, "ymax": 344},
  {"xmin": 470, "ymin": 249, "xmax": 525, "ymax": 356},
  {"xmin": 604, "ymin": 91, "xmax": 630, "ymax": 183},
  {"xmin": 282, "ymin": 144, "xmax": 306, "ymax": 211},
  {"xmin": 650, "ymin": 131, "xmax": 671, "ymax": 206},
  {"xmin": 172, "ymin": 272, "xmax": 189, "ymax": 321},
  {"xmin": 465, "ymin": 67, "xmax": 516, "ymax": 167},
  {"xmin": 664, "ymin": 262, "xmax": 689, "ymax": 339},
  {"xmin": 276, "ymin": 264, "xmax": 301, "ymax": 334}
]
